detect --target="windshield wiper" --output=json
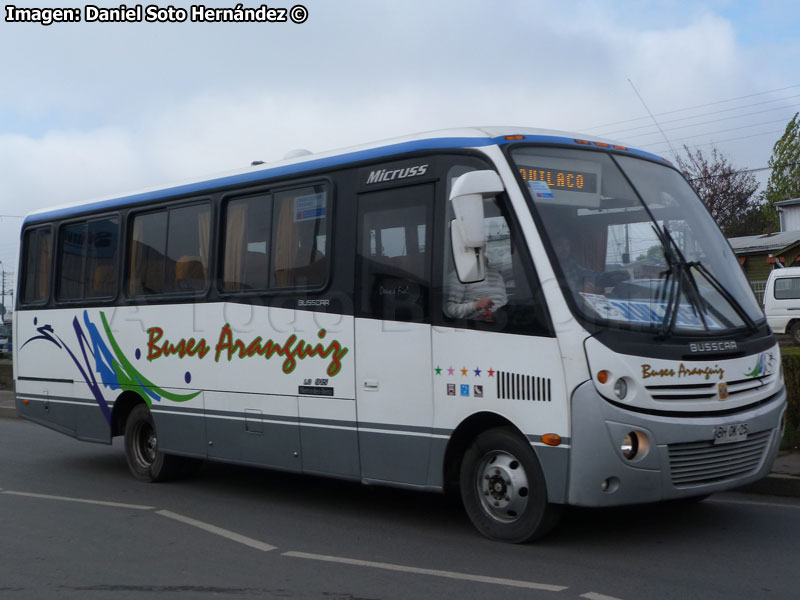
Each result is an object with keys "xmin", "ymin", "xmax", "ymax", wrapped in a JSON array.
[
  {"xmin": 655, "ymin": 225, "xmax": 757, "ymax": 337},
  {"xmin": 652, "ymin": 225, "xmax": 701, "ymax": 338},
  {"xmin": 692, "ymin": 260, "xmax": 759, "ymax": 333}
]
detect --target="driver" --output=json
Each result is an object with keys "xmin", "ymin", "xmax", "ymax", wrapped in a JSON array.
[
  {"xmin": 444, "ymin": 255, "xmax": 508, "ymax": 321},
  {"xmin": 553, "ymin": 234, "xmax": 629, "ymax": 294}
]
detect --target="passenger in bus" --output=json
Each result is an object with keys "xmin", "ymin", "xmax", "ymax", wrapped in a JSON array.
[{"xmin": 444, "ymin": 257, "xmax": 508, "ymax": 321}]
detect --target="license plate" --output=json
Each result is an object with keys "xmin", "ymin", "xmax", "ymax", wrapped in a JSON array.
[{"xmin": 712, "ymin": 422, "xmax": 749, "ymax": 445}]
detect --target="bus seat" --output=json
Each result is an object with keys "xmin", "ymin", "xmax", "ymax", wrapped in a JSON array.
[
  {"xmin": 175, "ymin": 255, "xmax": 206, "ymax": 291},
  {"xmin": 92, "ymin": 264, "xmax": 115, "ymax": 296},
  {"xmin": 244, "ymin": 251, "xmax": 268, "ymax": 289}
]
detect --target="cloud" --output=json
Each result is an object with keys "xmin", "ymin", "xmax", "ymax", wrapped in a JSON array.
[{"xmin": 1, "ymin": 2, "xmax": 797, "ymax": 273}]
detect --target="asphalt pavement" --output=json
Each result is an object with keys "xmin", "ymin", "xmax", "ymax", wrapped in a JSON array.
[{"xmin": 2, "ymin": 389, "xmax": 799, "ymax": 497}]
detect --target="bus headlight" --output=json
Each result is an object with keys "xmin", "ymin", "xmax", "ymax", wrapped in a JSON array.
[
  {"xmin": 614, "ymin": 378, "xmax": 628, "ymax": 400},
  {"xmin": 620, "ymin": 432, "xmax": 639, "ymax": 460}
]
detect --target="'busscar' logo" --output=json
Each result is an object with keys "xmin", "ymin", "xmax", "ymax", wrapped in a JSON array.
[
  {"xmin": 366, "ymin": 164, "xmax": 428, "ymax": 184},
  {"xmin": 688, "ymin": 341, "xmax": 737, "ymax": 353}
]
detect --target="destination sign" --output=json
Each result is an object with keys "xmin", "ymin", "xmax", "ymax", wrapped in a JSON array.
[{"xmin": 519, "ymin": 167, "xmax": 598, "ymax": 193}]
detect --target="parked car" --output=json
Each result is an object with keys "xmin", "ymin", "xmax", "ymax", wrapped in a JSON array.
[
  {"xmin": 763, "ymin": 266, "xmax": 800, "ymax": 343},
  {"xmin": 0, "ymin": 324, "xmax": 8, "ymax": 358}
]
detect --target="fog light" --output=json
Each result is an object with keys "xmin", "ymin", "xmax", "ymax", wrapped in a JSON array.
[
  {"xmin": 614, "ymin": 378, "xmax": 628, "ymax": 400},
  {"xmin": 621, "ymin": 432, "xmax": 639, "ymax": 460},
  {"xmin": 600, "ymin": 477, "xmax": 620, "ymax": 493}
]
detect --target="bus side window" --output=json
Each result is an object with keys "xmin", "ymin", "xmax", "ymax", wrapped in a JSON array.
[
  {"xmin": 442, "ymin": 166, "xmax": 551, "ymax": 336},
  {"xmin": 128, "ymin": 202, "xmax": 210, "ymax": 296},
  {"xmin": 356, "ymin": 184, "xmax": 434, "ymax": 322},
  {"xmin": 166, "ymin": 204, "xmax": 210, "ymax": 293},
  {"xmin": 21, "ymin": 226, "xmax": 53, "ymax": 304},
  {"xmin": 129, "ymin": 211, "xmax": 167, "ymax": 295},
  {"xmin": 221, "ymin": 184, "xmax": 329, "ymax": 292},
  {"xmin": 57, "ymin": 217, "xmax": 119, "ymax": 301},
  {"xmin": 86, "ymin": 218, "xmax": 120, "ymax": 298},
  {"xmin": 271, "ymin": 185, "xmax": 329, "ymax": 289},
  {"xmin": 222, "ymin": 194, "xmax": 271, "ymax": 291}
]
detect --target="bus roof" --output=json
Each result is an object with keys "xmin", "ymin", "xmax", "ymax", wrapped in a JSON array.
[{"xmin": 23, "ymin": 126, "xmax": 669, "ymax": 225}]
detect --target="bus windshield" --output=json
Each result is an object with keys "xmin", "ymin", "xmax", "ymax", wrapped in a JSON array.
[{"xmin": 511, "ymin": 146, "xmax": 764, "ymax": 335}]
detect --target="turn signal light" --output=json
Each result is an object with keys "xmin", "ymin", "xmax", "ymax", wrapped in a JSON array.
[
  {"xmin": 597, "ymin": 370, "xmax": 610, "ymax": 384},
  {"xmin": 504, "ymin": 135, "xmax": 525, "ymax": 140},
  {"xmin": 23, "ymin": 399, "xmax": 29, "ymax": 405},
  {"xmin": 541, "ymin": 433, "xmax": 562, "ymax": 447}
]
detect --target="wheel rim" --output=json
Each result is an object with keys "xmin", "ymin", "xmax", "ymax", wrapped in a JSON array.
[
  {"xmin": 476, "ymin": 450, "xmax": 529, "ymax": 523},
  {"xmin": 132, "ymin": 420, "xmax": 157, "ymax": 468}
]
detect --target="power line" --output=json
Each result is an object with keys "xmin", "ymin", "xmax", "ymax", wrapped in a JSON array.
[
  {"xmin": 635, "ymin": 118, "xmax": 795, "ymax": 148},
  {"xmin": 601, "ymin": 95, "xmax": 800, "ymax": 138},
  {"xmin": 644, "ymin": 128, "xmax": 787, "ymax": 153},
  {"xmin": 686, "ymin": 161, "xmax": 800, "ymax": 181},
  {"xmin": 619, "ymin": 105, "xmax": 800, "ymax": 139},
  {"xmin": 583, "ymin": 84, "xmax": 800, "ymax": 131}
]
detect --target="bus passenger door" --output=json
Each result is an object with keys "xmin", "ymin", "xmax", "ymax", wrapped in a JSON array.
[{"xmin": 354, "ymin": 184, "xmax": 435, "ymax": 486}]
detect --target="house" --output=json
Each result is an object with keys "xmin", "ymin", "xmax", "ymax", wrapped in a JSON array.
[
  {"xmin": 727, "ymin": 198, "xmax": 800, "ymax": 299},
  {"xmin": 777, "ymin": 197, "xmax": 800, "ymax": 232}
]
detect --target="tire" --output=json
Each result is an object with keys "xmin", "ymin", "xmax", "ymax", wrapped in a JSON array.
[
  {"xmin": 459, "ymin": 427, "xmax": 562, "ymax": 543},
  {"xmin": 790, "ymin": 322, "xmax": 800, "ymax": 345},
  {"xmin": 123, "ymin": 403, "xmax": 185, "ymax": 482}
]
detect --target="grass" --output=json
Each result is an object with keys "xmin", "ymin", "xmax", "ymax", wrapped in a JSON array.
[{"xmin": 780, "ymin": 345, "xmax": 800, "ymax": 450}]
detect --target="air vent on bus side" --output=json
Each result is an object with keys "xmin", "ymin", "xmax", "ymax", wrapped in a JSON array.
[{"xmin": 496, "ymin": 371, "xmax": 551, "ymax": 401}]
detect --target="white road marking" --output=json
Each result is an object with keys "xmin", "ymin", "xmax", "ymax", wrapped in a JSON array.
[
  {"xmin": 709, "ymin": 497, "xmax": 800, "ymax": 510},
  {"xmin": 1, "ymin": 487, "xmax": 632, "ymax": 598},
  {"xmin": 581, "ymin": 592, "xmax": 625, "ymax": 600},
  {"xmin": 1, "ymin": 490, "xmax": 154, "ymax": 510},
  {"xmin": 282, "ymin": 551, "xmax": 567, "ymax": 592},
  {"xmin": 156, "ymin": 509, "xmax": 277, "ymax": 552}
]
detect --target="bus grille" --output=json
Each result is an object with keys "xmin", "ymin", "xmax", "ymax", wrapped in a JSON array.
[
  {"xmin": 646, "ymin": 374, "xmax": 776, "ymax": 401},
  {"xmin": 667, "ymin": 430, "xmax": 771, "ymax": 488}
]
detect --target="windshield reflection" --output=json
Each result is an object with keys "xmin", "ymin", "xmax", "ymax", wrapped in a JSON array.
[{"xmin": 511, "ymin": 146, "xmax": 763, "ymax": 334}]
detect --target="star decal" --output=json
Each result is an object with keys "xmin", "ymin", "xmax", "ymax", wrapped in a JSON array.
[
  {"xmin": 474, "ymin": 367, "xmax": 481, "ymax": 376},
  {"xmin": 447, "ymin": 366, "xmax": 455, "ymax": 376},
  {"xmin": 461, "ymin": 367, "xmax": 468, "ymax": 376},
  {"xmin": 435, "ymin": 366, "xmax": 442, "ymax": 375},
  {"xmin": 488, "ymin": 368, "xmax": 495, "ymax": 377}
]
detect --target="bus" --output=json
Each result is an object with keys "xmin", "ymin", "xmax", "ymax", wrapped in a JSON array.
[{"xmin": 14, "ymin": 127, "xmax": 786, "ymax": 542}]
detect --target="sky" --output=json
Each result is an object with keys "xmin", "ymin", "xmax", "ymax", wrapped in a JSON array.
[{"xmin": 1, "ymin": 0, "xmax": 799, "ymax": 309}]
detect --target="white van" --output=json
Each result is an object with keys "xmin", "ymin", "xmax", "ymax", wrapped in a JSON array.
[{"xmin": 764, "ymin": 266, "xmax": 800, "ymax": 342}]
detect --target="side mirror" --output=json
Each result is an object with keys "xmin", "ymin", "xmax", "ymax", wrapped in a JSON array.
[{"xmin": 449, "ymin": 170, "xmax": 504, "ymax": 283}]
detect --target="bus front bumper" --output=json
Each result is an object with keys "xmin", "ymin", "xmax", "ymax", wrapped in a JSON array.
[{"xmin": 566, "ymin": 381, "xmax": 786, "ymax": 507}]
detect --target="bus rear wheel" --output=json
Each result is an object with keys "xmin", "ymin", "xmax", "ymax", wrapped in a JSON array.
[
  {"xmin": 124, "ymin": 403, "xmax": 184, "ymax": 482},
  {"xmin": 459, "ymin": 427, "xmax": 561, "ymax": 543}
]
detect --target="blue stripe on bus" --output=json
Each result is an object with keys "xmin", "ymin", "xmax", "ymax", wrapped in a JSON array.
[{"xmin": 24, "ymin": 134, "xmax": 669, "ymax": 224}]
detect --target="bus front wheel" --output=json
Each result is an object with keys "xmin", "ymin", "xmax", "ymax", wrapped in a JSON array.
[
  {"xmin": 124, "ymin": 403, "xmax": 183, "ymax": 482},
  {"xmin": 459, "ymin": 427, "xmax": 561, "ymax": 543}
]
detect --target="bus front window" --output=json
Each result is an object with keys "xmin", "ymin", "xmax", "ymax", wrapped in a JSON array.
[{"xmin": 510, "ymin": 146, "xmax": 763, "ymax": 335}]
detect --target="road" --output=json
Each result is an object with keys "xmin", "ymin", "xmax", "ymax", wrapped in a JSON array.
[{"xmin": 1, "ymin": 416, "xmax": 797, "ymax": 600}]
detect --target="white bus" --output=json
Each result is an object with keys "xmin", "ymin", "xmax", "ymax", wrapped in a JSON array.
[{"xmin": 14, "ymin": 127, "xmax": 786, "ymax": 542}]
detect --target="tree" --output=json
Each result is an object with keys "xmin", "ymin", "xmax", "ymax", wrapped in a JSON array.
[
  {"xmin": 676, "ymin": 145, "xmax": 763, "ymax": 237},
  {"xmin": 764, "ymin": 112, "xmax": 800, "ymax": 228}
]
